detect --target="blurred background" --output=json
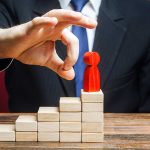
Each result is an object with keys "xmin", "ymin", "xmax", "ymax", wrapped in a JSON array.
[{"xmin": 0, "ymin": 72, "xmax": 8, "ymax": 112}]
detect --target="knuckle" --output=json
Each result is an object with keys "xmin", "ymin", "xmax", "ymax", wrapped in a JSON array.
[{"xmin": 32, "ymin": 17, "xmax": 40, "ymax": 25}]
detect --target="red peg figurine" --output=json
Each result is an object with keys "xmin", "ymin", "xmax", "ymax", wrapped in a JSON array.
[{"xmin": 83, "ymin": 52, "xmax": 100, "ymax": 92}]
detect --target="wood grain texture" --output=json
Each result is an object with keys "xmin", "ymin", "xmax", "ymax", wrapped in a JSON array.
[
  {"xmin": 82, "ymin": 133, "xmax": 104, "ymax": 143},
  {"xmin": 38, "ymin": 122, "xmax": 59, "ymax": 132},
  {"xmin": 16, "ymin": 115, "xmax": 37, "ymax": 131},
  {"xmin": 82, "ymin": 112, "xmax": 103, "ymax": 122},
  {"xmin": 38, "ymin": 132, "xmax": 59, "ymax": 142},
  {"xmin": 59, "ymin": 97, "xmax": 81, "ymax": 112},
  {"xmin": 16, "ymin": 132, "xmax": 37, "ymax": 141},
  {"xmin": 82, "ymin": 103, "xmax": 103, "ymax": 112},
  {"xmin": 60, "ymin": 132, "xmax": 81, "ymax": 143},
  {"xmin": 1, "ymin": 113, "xmax": 150, "ymax": 149},
  {"xmin": 81, "ymin": 90, "xmax": 104, "ymax": 103},
  {"xmin": 60, "ymin": 122, "xmax": 81, "ymax": 132},
  {"xmin": 60, "ymin": 112, "xmax": 81, "ymax": 122},
  {"xmin": 82, "ymin": 122, "xmax": 103, "ymax": 133},
  {"xmin": 38, "ymin": 107, "xmax": 59, "ymax": 122}
]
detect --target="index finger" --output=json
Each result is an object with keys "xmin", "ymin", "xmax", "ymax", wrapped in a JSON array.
[
  {"xmin": 44, "ymin": 9, "xmax": 97, "ymax": 29},
  {"xmin": 61, "ymin": 28, "xmax": 79, "ymax": 71}
]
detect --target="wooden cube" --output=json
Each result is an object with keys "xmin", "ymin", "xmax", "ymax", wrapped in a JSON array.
[
  {"xmin": 82, "ymin": 133, "xmax": 104, "ymax": 143},
  {"xmin": 16, "ymin": 132, "xmax": 37, "ymax": 141},
  {"xmin": 38, "ymin": 107, "xmax": 59, "ymax": 122},
  {"xmin": 38, "ymin": 122, "xmax": 59, "ymax": 132},
  {"xmin": 16, "ymin": 115, "xmax": 37, "ymax": 131},
  {"xmin": 60, "ymin": 132, "xmax": 81, "ymax": 142},
  {"xmin": 82, "ymin": 112, "xmax": 103, "ymax": 123},
  {"xmin": 81, "ymin": 90, "xmax": 104, "ymax": 103},
  {"xmin": 38, "ymin": 132, "xmax": 59, "ymax": 142},
  {"xmin": 60, "ymin": 97, "xmax": 81, "ymax": 112},
  {"xmin": 82, "ymin": 122, "xmax": 103, "ymax": 133},
  {"xmin": 0, "ymin": 124, "xmax": 15, "ymax": 141},
  {"xmin": 82, "ymin": 102, "xmax": 103, "ymax": 112},
  {"xmin": 60, "ymin": 112, "xmax": 81, "ymax": 122},
  {"xmin": 60, "ymin": 122, "xmax": 81, "ymax": 132}
]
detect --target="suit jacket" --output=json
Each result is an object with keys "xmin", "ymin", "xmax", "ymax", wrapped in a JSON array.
[{"xmin": 0, "ymin": 0, "xmax": 150, "ymax": 112}]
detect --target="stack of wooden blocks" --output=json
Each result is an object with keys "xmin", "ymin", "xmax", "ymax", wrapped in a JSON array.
[
  {"xmin": 16, "ymin": 115, "xmax": 37, "ymax": 141},
  {"xmin": 38, "ymin": 107, "xmax": 60, "ymax": 141},
  {"xmin": 0, "ymin": 124, "xmax": 15, "ymax": 141},
  {"xmin": 81, "ymin": 90, "xmax": 104, "ymax": 142},
  {"xmin": 0, "ymin": 90, "xmax": 104, "ymax": 142},
  {"xmin": 60, "ymin": 97, "xmax": 82, "ymax": 142}
]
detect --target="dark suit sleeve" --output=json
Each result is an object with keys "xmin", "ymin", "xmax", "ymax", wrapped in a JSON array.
[
  {"xmin": 0, "ymin": 0, "xmax": 14, "ymax": 71},
  {"xmin": 139, "ymin": 45, "xmax": 150, "ymax": 112}
]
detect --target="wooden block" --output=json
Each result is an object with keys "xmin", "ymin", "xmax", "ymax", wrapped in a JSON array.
[
  {"xmin": 0, "ymin": 124, "xmax": 15, "ymax": 141},
  {"xmin": 38, "ymin": 122, "xmax": 59, "ymax": 132},
  {"xmin": 81, "ymin": 90, "xmax": 104, "ymax": 103},
  {"xmin": 38, "ymin": 107, "xmax": 59, "ymax": 122},
  {"xmin": 82, "ymin": 122, "xmax": 103, "ymax": 133},
  {"xmin": 60, "ymin": 112, "xmax": 81, "ymax": 122},
  {"xmin": 38, "ymin": 132, "xmax": 59, "ymax": 142},
  {"xmin": 60, "ymin": 97, "xmax": 81, "ymax": 112},
  {"xmin": 82, "ymin": 133, "xmax": 104, "ymax": 143},
  {"xmin": 60, "ymin": 122, "xmax": 81, "ymax": 132},
  {"xmin": 60, "ymin": 132, "xmax": 81, "ymax": 142},
  {"xmin": 82, "ymin": 112, "xmax": 103, "ymax": 123},
  {"xmin": 16, "ymin": 132, "xmax": 37, "ymax": 141},
  {"xmin": 16, "ymin": 115, "xmax": 37, "ymax": 131},
  {"xmin": 82, "ymin": 103, "xmax": 103, "ymax": 112}
]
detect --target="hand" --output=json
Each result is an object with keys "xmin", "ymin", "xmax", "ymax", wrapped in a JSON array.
[{"xmin": 0, "ymin": 9, "xmax": 97, "ymax": 80}]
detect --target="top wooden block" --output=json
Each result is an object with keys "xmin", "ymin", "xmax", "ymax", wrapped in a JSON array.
[
  {"xmin": 16, "ymin": 115, "xmax": 37, "ymax": 131},
  {"xmin": 81, "ymin": 89, "xmax": 104, "ymax": 103},
  {"xmin": 38, "ymin": 107, "xmax": 59, "ymax": 121},
  {"xmin": 60, "ymin": 97, "xmax": 81, "ymax": 112}
]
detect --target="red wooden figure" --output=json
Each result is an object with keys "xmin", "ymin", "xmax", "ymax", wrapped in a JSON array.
[{"xmin": 83, "ymin": 52, "xmax": 100, "ymax": 92}]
